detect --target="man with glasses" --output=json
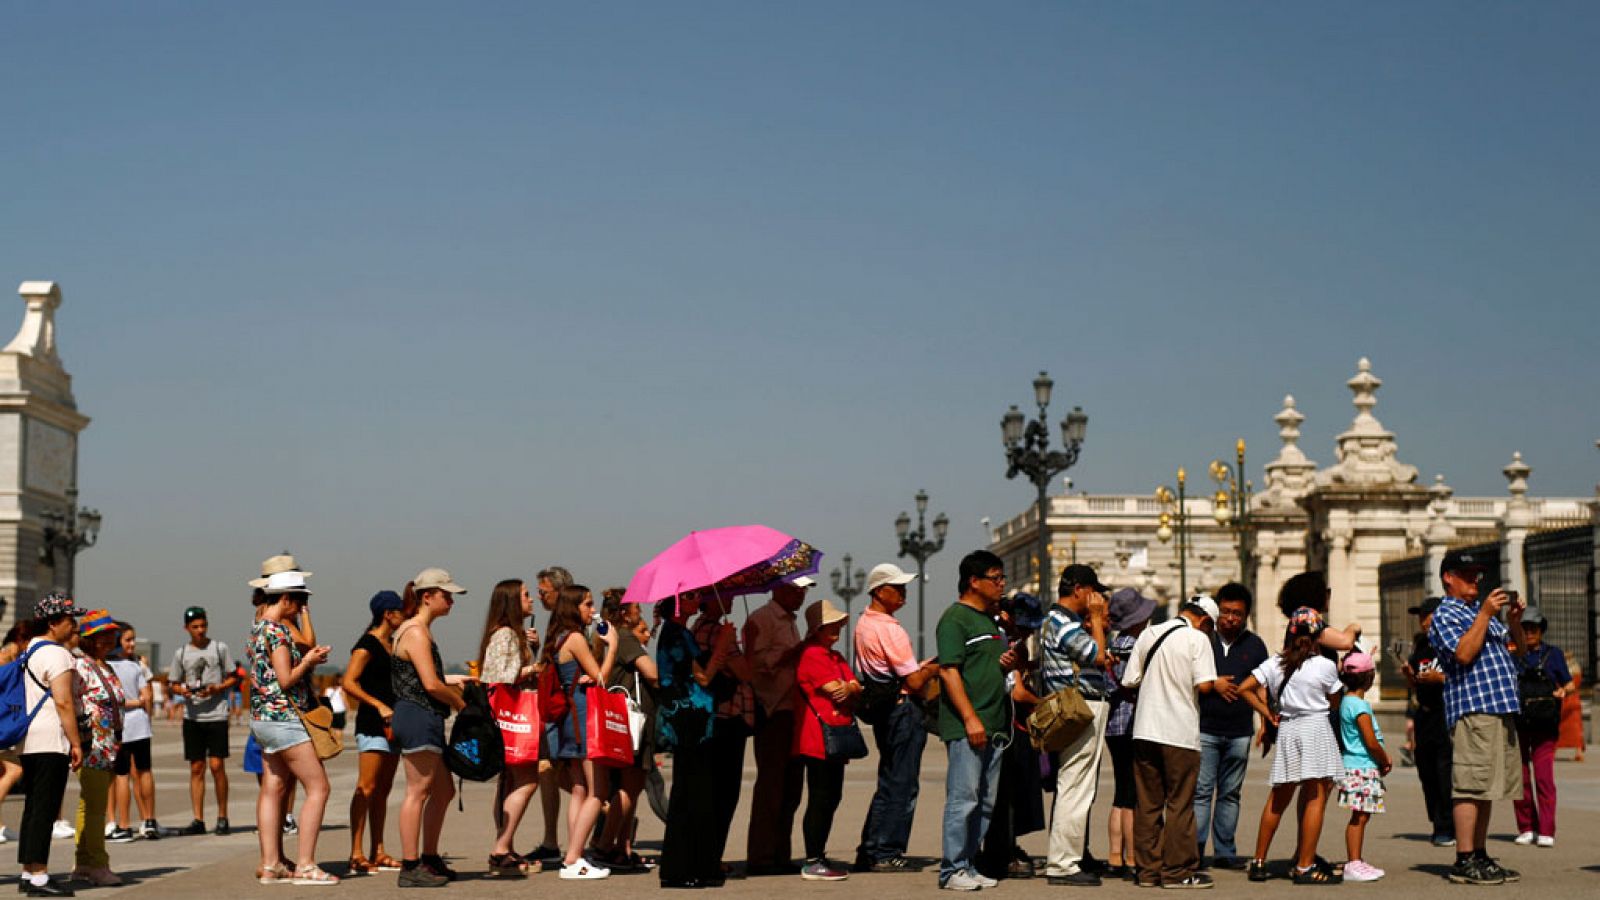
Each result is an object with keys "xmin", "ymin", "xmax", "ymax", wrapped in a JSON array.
[
  {"xmin": 936, "ymin": 551, "xmax": 1021, "ymax": 891},
  {"xmin": 1194, "ymin": 583, "xmax": 1269, "ymax": 870},
  {"xmin": 1040, "ymin": 564, "xmax": 1111, "ymax": 886},
  {"xmin": 1428, "ymin": 550, "xmax": 1528, "ymax": 886}
]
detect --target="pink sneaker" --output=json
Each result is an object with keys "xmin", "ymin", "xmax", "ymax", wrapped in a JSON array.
[{"xmin": 1343, "ymin": 860, "xmax": 1384, "ymax": 882}]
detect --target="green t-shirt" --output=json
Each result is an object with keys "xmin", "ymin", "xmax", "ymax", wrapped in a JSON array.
[{"xmin": 936, "ymin": 601, "xmax": 1008, "ymax": 743}]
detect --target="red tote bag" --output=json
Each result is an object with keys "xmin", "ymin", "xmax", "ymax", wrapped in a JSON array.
[
  {"xmin": 489, "ymin": 684, "xmax": 542, "ymax": 766},
  {"xmin": 584, "ymin": 685, "xmax": 635, "ymax": 768}
]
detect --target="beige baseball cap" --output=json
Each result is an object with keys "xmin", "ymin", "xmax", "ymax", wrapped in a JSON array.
[
  {"xmin": 249, "ymin": 553, "xmax": 312, "ymax": 588},
  {"xmin": 413, "ymin": 567, "xmax": 468, "ymax": 594},
  {"xmin": 805, "ymin": 598, "xmax": 849, "ymax": 634}
]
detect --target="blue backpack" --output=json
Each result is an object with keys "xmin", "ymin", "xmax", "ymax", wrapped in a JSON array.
[{"xmin": 0, "ymin": 642, "xmax": 59, "ymax": 749}]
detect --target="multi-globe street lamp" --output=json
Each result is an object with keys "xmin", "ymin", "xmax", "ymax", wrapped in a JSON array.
[
  {"xmin": 1001, "ymin": 371, "xmax": 1088, "ymax": 602},
  {"xmin": 829, "ymin": 554, "xmax": 866, "ymax": 665},
  {"xmin": 39, "ymin": 487, "xmax": 102, "ymax": 596},
  {"xmin": 896, "ymin": 490, "xmax": 948, "ymax": 658},
  {"xmin": 1209, "ymin": 439, "xmax": 1254, "ymax": 589},
  {"xmin": 1154, "ymin": 469, "xmax": 1192, "ymax": 603}
]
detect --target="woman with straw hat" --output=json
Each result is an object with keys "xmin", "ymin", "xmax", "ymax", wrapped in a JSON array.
[{"xmin": 791, "ymin": 599, "xmax": 863, "ymax": 882}]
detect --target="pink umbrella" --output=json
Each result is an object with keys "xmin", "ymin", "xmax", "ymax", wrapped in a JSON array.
[{"xmin": 621, "ymin": 525, "xmax": 823, "ymax": 606}]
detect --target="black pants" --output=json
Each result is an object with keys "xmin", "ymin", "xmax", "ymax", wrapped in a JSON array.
[
  {"xmin": 1414, "ymin": 709, "xmax": 1454, "ymax": 837},
  {"xmin": 661, "ymin": 750, "xmax": 719, "ymax": 884},
  {"xmin": 19, "ymin": 753, "xmax": 70, "ymax": 868},
  {"xmin": 747, "ymin": 708, "xmax": 805, "ymax": 868},
  {"xmin": 801, "ymin": 758, "xmax": 846, "ymax": 861},
  {"xmin": 708, "ymin": 717, "xmax": 749, "ymax": 868}
]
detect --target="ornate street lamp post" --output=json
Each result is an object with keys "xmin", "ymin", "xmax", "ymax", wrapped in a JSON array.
[
  {"xmin": 1002, "ymin": 371, "xmax": 1088, "ymax": 602},
  {"xmin": 896, "ymin": 490, "xmax": 948, "ymax": 658},
  {"xmin": 1155, "ymin": 469, "xmax": 1191, "ymax": 604},
  {"xmin": 1209, "ymin": 439, "xmax": 1254, "ymax": 589},
  {"xmin": 830, "ymin": 554, "xmax": 866, "ymax": 665},
  {"xmin": 39, "ymin": 487, "xmax": 103, "ymax": 596}
]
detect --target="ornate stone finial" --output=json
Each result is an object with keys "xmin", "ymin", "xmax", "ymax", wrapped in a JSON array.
[
  {"xmin": 1263, "ymin": 394, "xmax": 1316, "ymax": 503},
  {"xmin": 1316, "ymin": 357, "xmax": 1419, "ymax": 489},
  {"xmin": 1426, "ymin": 474, "xmax": 1457, "ymax": 543},
  {"xmin": 1503, "ymin": 452, "xmax": 1531, "ymax": 498},
  {"xmin": 5, "ymin": 281, "xmax": 64, "ymax": 366}
]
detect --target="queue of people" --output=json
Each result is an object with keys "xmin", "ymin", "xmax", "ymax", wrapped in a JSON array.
[{"xmin": 3, "ymin": 543, "xmax": 1580, "ymax": 893}]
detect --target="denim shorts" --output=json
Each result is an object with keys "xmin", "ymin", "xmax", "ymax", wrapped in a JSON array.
[
  {"xmin": 357, "ymin": 733, "xmax": 395, "ymax": 755},
  {"xmin": 250, "ymin": 718, "xmax": 311, "ymax": 755},
  {"xmin": 392, "ymin": 700, "xmax": 445, "ymax": 755}
]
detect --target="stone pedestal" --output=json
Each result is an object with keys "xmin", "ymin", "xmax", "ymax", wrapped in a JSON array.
[{"xmin": 0, "ymin": 282, "xmax": 90, "ymax": 629}]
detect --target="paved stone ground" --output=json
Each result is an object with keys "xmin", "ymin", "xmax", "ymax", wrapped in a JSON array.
[{"xmin": 12, "ymin": 716, "xmax": 1597, "ymax": 897}]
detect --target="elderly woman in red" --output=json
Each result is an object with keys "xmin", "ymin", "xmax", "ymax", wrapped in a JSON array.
[{"xmin": 792, "ymin": 600, "xmax": 864, "ymax": 882}]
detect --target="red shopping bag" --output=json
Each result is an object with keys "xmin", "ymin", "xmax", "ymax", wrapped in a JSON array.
[
  {"xmin": 584, "ymin": 685, "xmax": 635, "ymax": 768},
  {"xmin": 488, "ymin": 684, "xmax": 542, "ymax": 766}
]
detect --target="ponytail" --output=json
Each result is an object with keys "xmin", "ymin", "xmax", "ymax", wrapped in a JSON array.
[{"xmin": 401, "ymin": 581, "xmax": 421, "ymax": 618}]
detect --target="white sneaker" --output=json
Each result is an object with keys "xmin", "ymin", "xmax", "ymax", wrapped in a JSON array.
[
  {"xmin": 51, "ymin": 821, "xmax": 75, "ymax": 840},
  {"xmin": 942, "ymin": 870, "xmax": 983, "ymax": 891},
  {"xmin": 559, "ymin": 860, "xmax": 610, "ymax": 880},
  {"xmin": 0, "ymin": 826, "xmax": 12, "ymax": 844},
  {"xmin": 1536, "ymin": 835, "xmax": 1555, "ymax": 848},
  {"xmin": 1513, "ymin": 831, "xmax": 1535, "ymax": 845},
  {"xmin": 968, "ymin": 869, "xmax": 998, "ymax": 888}
]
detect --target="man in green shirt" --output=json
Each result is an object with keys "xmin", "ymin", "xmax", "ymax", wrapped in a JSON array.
[{"xmin": 937, "ymin": 550, "xmax": 1021, "ymax": 891}]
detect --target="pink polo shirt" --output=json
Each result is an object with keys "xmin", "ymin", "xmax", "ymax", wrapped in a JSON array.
[{"xmin": 854, "ymin": 608, "xmax": 920, "ymax": 683}]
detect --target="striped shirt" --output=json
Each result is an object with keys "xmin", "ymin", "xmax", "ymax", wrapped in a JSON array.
[
  {"xmin": 1428, "ymin": 595, "xmax": 1521, "ymax": 728},
  {"xmin": 1040, "ymin": 605, "xmax": 1108, "ymax": 698}
]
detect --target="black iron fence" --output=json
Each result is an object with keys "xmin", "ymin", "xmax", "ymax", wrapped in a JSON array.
[
  {"xmin": 1378, "ymin": 555, "xmax": 1427, "ymax": 702},
  {"xmin": 1525, "ymin": 525, "xmax": 1596, "ymax": 681}
]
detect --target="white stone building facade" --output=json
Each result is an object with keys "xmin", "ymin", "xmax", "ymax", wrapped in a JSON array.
[{"xmin": 989, "ymin": 358, "xmax": 1594, "ymax": 697}]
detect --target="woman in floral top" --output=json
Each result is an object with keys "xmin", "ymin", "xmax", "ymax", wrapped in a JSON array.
[
  {"xmin": 73, "ymin": 611, "xmax": 126, "ymax": 887},
  {"xmin": 248, "ymin": 572, "xmax": 335, "ymax": 885}
]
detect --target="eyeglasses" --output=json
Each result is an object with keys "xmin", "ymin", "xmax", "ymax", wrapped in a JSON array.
[{"xmin": 978, "ymin": 573, "xmax": 1008, "ymax": 584}]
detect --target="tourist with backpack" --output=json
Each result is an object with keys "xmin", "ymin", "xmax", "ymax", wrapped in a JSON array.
[
  {"xmin": 542, "ymin": 585, "xmax": 619, "ymax": 880},
  {"xmin": 392, "ymin": 568, "xmax": 469, "ymax": 887},
  {"xmin": 168, "ymin": 605, "xmax": 238, "ymax": 837},
  {"xmin": 1510, "ymin": 608, "xmax": 1574, "ymax": 848},
  {"xmin": 17, "ymin": 593, "xmax": 87, "ymax": 897}
]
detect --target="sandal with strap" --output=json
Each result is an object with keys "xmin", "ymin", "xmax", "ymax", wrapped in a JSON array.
[
  {"xmin": 509, "ymin": 852, "xmax": 541, "ymax": 874},
  {"xmin": 293, "ymin": 864, "xmax": 340, "ymax": 886},
  {"xmin": 1248, "ymin": 860, "xmax": 1270, "ymax": 882},
  {"xmin": 347, "ymin": 857, "xmax": 374, "ymax": 875},
  {"xmin": 257, "ymin": 863, "xmax": 291, "ymax": 885},
  {"xmin": 1313, "ymin": 856, "xmax": 1345, "ymax": 883},
  {"xmin": 1291, "ymin": 864, "xmax": 1337, "ymax": 885},
  {"xmin": 372, "ymin": 854, "xmax": 404, "ymax": 872},
  {"xmin": 488, "ymin": 853, "xmax": 527, "ymax": 877}
]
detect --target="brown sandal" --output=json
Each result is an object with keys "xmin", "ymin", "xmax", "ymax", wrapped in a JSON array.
[
  {"xmin": 372, "ymin": 854, "xmax": 403, "ymax": 872},
  {"xmin": 347, "ymin": 857, "xmax": 374, "ymax": 875}
]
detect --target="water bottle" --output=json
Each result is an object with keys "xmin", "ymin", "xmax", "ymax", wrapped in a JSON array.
[{"xmin": 596, "ymin": 620, "xmax": 610, "ymax": 637}]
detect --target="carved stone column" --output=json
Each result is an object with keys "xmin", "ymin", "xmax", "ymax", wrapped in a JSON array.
[
  {"xmin": 0, "ymin": 282, "xmax": 91, "ymax": 629},
  {"xmin": 1500, "ymin": 452, "xmax": 1532, "ymax": 595}
]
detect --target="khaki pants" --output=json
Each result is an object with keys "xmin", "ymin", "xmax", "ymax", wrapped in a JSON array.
[
  {"xmin": 1132, "ymin": 740, "xmax": 1200, "ymax": 885},
  {"xmin": 1045, "ymin": 699, "xmax": 1109, "ymax": 876},
  {"xmin": 1452, "ymin": 713, "xmax": 1521, "ymax": 801},
  {"xmin": 75, "ymin": 767, "xmax": 113, "ymax": 870}
]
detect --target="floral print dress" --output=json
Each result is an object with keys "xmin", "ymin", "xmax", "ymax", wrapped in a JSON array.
[{"xmin": 74, "ymin": 658, "xmax": 126, "ymax": 770}]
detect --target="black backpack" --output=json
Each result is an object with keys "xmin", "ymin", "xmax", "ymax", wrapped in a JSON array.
[
  {"xmin": 855, "ymin": 671, "xmax": 903, "ymax": 727},
  {"xmin": 1517, "ymin": 648, "xmax": 1561, "ymax": 733},
  {"xmin": 445, "ymin": 683, "xmax": 505, "ymax": 782}
]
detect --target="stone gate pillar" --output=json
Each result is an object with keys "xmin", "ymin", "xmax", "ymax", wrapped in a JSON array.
[{"xmin": 0, "ymin": 282, "xmax": 91, "ymax": 629}]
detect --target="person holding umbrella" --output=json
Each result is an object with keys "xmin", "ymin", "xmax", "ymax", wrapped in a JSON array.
[{"xmin": 655, "ymin": 592, "xmax": 733, "ymax": 889}]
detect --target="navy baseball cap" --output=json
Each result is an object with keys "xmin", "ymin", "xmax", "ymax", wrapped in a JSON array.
[{"xmin": 369, "ymin": 590, "xmax": 404, "ymax": 614}]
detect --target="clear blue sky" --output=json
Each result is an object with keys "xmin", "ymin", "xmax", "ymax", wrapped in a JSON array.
[{"xmin": 3, "ymin": 3, "xmax": 1596, "ymax": 663}]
